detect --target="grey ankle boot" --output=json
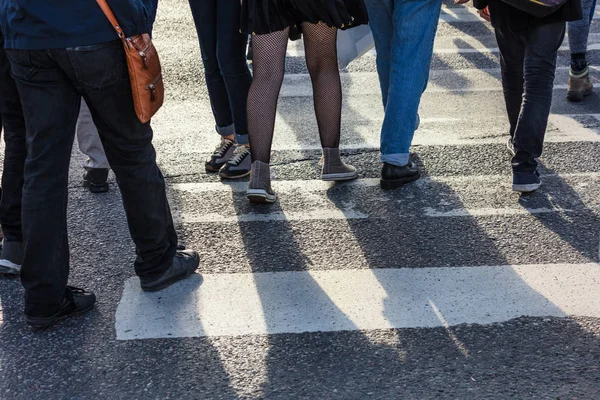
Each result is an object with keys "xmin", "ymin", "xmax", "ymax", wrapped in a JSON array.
[
  {"xmin": 321, "ymin": 148, "xmax": 358, "ymax": 181},
  {"xmin": 247, "ymin": 161, "xmax": 277, "ymax": 204}
]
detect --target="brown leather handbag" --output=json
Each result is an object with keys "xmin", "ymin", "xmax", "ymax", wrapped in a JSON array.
[{"xmin": 96, "ymin": 0, "xmax": 164, "ymax": 123}]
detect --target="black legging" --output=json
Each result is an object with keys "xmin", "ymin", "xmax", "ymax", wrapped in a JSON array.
[{"xmin": 248, "ymin": 23, "xmax": 343, "ymax": 163}]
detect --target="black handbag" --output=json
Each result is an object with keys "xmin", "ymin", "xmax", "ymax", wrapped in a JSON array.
[{"xmin": 500, "ymin": 0, "xmax": 568, "ymax": 17}]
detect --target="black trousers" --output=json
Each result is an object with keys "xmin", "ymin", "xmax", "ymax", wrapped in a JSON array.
[
  {"xmin": 6, "ymin": 40, "xmax": 178, "ymax": 317},
  {"xmin": 495, "ymin": 22, "xmax": 566, "ymax": 173},
  {"xmin": 0, "ymin": 32, "xmax": 26, "ymax": 243}
]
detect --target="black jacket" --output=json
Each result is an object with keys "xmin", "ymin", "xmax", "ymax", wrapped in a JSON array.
[
  {"xmin": 0, "ymin": 0, "xmax": 159, "ymax": 50},
  {"xmin": 473, "ymin": 0, "xmax": 582, "ymax": 30}
]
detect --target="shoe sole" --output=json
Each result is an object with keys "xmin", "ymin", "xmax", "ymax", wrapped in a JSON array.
[
  {"xmin": 0, "ymin": 259, "xmax": 21, "ymax": 275},
  {"xmin": 142, "ymin": 264, "xmax": 199, "ymax": 293},
  {"xmin": 205, "ymin": 164, "xmax": 224, "ymax": 173},
  {"xmin": 219, "ymin": 170, "xmax": 251, "ymax": 180},
  {"xmin": 567, "ymin": 89, "xmax": 593, "ymax": 102},
  {"xmin": 380, "ymin": 174, "xmax": 421, "ymax": 190},
  {"xmin": 321, "ymin": 172, "xmax": 358, "ymax": 182},
  {"xmin": 26, "ymin": 302, "xmax": 96, "ymax": 329},
  {"xmin": 513, "ymin": 182, "xmax": 541, "ymax": 193},
  {"xmin": 0, "ymin": 264, "xmax": 20, "ymax": 275},
  {"xmin": 247, "ymin": 189, "xmax": 277, "ymax": 204}
]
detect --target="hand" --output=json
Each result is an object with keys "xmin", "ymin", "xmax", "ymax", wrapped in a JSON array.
[
  {"xmin": 478, "ymin": 7, "xmax": 491, "ymax": 22},
  {"xmin": 454, "ymin": 0, "xmax": 471, "ymax": 4}
]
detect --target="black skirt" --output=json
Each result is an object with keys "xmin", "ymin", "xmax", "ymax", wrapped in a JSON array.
[{"xmin": 241, "ymin": 0, "xmax": 369, "ymax": 35}]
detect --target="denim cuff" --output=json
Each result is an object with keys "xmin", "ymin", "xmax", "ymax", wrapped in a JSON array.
[
  {"xmin": 380, "ymin": 153, "xmax": 410, "ymax": 167},
  {"xmin": 235, "ymin": 133, "xmax": 249, "ymax": 145},
  {"xmin": 216, "ymin": 123, "xmax": 235, "ymax": 137}
]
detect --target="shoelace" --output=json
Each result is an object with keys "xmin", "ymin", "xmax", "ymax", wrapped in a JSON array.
[
  {"xmin": 228, "ymin": 146, "xmax": 250, "ymax": 166},
  {"xmin": 213, "ymin": 139, "xmax": 234, "ymax": 157}
]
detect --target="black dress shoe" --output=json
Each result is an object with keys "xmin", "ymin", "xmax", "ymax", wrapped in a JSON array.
[
  {"xmin": 26, "ymin": 286, "xmax": 96, "ymax": 329},
  {"xmin": 380, "ymin": 162, "xmax": 421, "ymax": 190},
  {"xmin": 83, "ymin": 168, "xmax": 109, "ymax": 193}
]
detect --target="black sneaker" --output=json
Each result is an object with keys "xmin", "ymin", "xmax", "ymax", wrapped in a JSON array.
[
  {"xmin": 206, "ymin": 138, "xmax": 235, "ymax": 172},
  {"xmin": 513, "ymin": 170, "xmax": 541, "ymax": 193},
  {"xmin": 140, "ymin": 250, "xmax": 200, "ymax": 292},
  {"xmin": 26, "ymin": 286, "xmax": 96, "ymax": 329},
  {"xmin": 0, "ymin": 240, "xmax": 23, "ymax": 275},
  {"xmin": 380, "ymin": 162, "xmax": 421, "ymax": 190},
  {"xmin": 507, "ymin": 137, "xmax": 516, "ymax": 156},
  {"xmin": 83, "ymin": 168, "xmax": 109, "ymax": 193},
  {"xmin": 220, "ymin": 145, "xmax": 251, "ymax": 179}
]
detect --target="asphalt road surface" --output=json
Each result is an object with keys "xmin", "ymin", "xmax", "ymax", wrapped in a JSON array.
[{"xmin": 1, "ymin": 1, "xmax": 600, "ymax": 399}]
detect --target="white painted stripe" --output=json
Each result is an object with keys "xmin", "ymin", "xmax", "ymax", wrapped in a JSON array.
[
  {"xmin": 178, "ymin": 209, "xmax": 368, "ymax": 224},
  {"xmin": 172, "ymin": 172, "xmax": 600, "ymax": 194},
  {"xmin": 423, "ymin": 206, "xmax": 573, "ymax": 218},
  {"xmin": 287, "ymin": 41, "xmax": 600, "ymax": 57},
  {"xmin": 115, "ymin": 263, "xmax": 600, "ymax": 339},
  {"xmin": 280, "ymin": 67, "xmax": 600, "ymax": 97}
]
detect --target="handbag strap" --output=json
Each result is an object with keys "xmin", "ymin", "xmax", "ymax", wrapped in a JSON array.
[{"xmin": 95, "ymin": 0, "xmax": 126, "ymax": 40}]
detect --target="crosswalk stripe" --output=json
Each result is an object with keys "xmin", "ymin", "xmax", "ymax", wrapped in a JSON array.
[
  {"xmin": 169, "ymin": 172, "xmax": 597, "ymax": 224},
  {"xmin": 279, "ymin": 67, "xmax": 600, "ymax": 97},
  {"xmin": 171, "ymin": 172, "xmax": 600, "ymax": 194},
  {"xmin": 115, "ymin": 263, "xmax": 600, "ymax": 339}
]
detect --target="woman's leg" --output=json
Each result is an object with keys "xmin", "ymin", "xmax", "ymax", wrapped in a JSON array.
[
  {"xmin": 247, "ymin": 28, "xmax": 290, "ymax": 164},
  {"xmin": 216, "ymin": 0, "xmax": 252, "ymax": 143},
  {"xmin": 301, "ymin": 22, "xmax": 342, "ymax": 149},
  {"xmin": 189, "ymin": 0, "xmax": 235, "ymax": 138},
  {"xmin": 301, "ymin": 22, "xmax": 357, "ymax": 181}
]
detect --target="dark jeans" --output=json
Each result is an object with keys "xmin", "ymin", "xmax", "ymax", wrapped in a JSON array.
[
  {"xmin": 495, "ymin": 22, "xmax": 566, "ymax": 173},
  {"xmin": 189, "ymin": 0, "xmax": 252, "ymax": 142},
  {"xmin": 0, "ymin": 33, "xmax": 26, "ymax": 243},
  {"xmin": 6, "ymin": 40, "xmax": 177, "ymax": 317}
]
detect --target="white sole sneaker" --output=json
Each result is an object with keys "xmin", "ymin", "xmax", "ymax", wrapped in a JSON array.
[
  {"xmin": 321, "ymin": 171, "xmax": 358, "ymax": 181},
  {"xmin": 247, "ymin": 189, "xmax": 277, "ymax": 204},
  {"xmin": 512, "ymin": 182, "xmax": 541, "ymax": 193},
  {"xmin": 0, "ymin": 259, "xmax": 21, "ymax": 275}
]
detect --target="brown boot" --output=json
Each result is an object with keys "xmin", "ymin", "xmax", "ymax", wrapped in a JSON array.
[
  {"xmin": 247, "ymin": 161, "xmax": 277, "ymax": 204},
  {"xmin": 567, "ymin": 66, "xmax": 593, "ymax": 102},
  {"xmin": 321, "ymin": 148, "xmax": 358, "ymax": 181}
]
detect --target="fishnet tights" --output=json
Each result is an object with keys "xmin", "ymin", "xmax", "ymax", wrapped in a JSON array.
[{"xmin": 248, "ymin": 23, "xmax": 342, "ymax": 163}]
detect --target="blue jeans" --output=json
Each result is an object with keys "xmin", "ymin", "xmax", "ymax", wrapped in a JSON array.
[
  {"xmin": 364, "ymin": 0, "xmax": 442, "ymax": 167},
  {"xmin": 7, "ymin": 40, "xmax": 177, "ymax": 317},
  {"xmin": 189, "ymin": 0, "xmax": 252, "ymax": 144},
  {"xmin": 568, "ymin": 0, "xmax": 597, "ymax": 55}
]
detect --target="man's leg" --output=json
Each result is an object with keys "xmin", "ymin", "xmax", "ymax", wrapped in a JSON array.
[
  {"xmin": 493, "ymin": 27, "xmax": 526, "ymax": 145},
  {"xmin": 76, "ymin": 99, "xmax": 110, "ymax": 193},
  {"xmin": 0, "ymin": 34, "xmax": 26, "ymax": 261},
  {"xmin": 6, "ymin": 48, "xmax": 82, "ymax": 317},
  {"xmin": 511, "ymin": 22, "xmax": 565, "ymax": 176},
  {"xmin": 379, "ymin": 0, "xmax": 442, "ymax": 168},
  {"xmin": 363, "ymin": 0, "xmax": 393, "ymax": 108},
  {"xmin": 65, "ymin": 41, "xmax": 192, "ymax": 284}
]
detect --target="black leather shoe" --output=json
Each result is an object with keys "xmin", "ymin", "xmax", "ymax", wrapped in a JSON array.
[
  {"xmin": 26, "ymin": 286, "xmax": 96, "ymax": 329},
  {"xmin": 140, "ymin": 250, "xmax": 200, "ymax": 292},
  {"xmin": 380, "ymin": 162, "xmax": 421, "ymax": 190},
  {"xmin": 83, "ymin": 168, "xmax": 109, "ymax": 193}
]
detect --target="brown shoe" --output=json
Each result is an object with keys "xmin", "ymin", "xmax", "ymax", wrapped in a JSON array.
[
  {"xmin": 567, "ymin": 67, "xmax": 593, "ymax": 102},
  {"xmin": 247, "ymin": 161, "xmax": 277, "ymax": 204},
  {"xmin": 321, "ymin": 148, "xmax": 358, "ymax": 181}
]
